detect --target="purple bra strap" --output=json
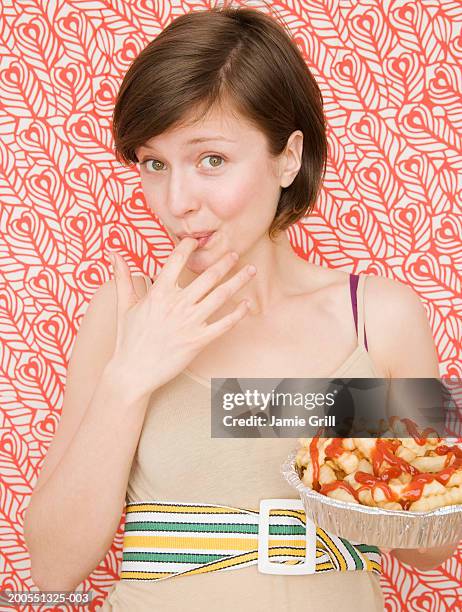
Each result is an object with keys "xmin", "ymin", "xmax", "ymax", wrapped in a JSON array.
[{"xmin": 349, "ymin": 273, "xmax": 369, "ymax": 351}]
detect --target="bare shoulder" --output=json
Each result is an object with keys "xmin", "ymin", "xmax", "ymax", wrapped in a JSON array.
[
  {"xmin": 365, "ymin": 272, "xmax": 415, "ymax": 296},
  {"xmin": 364, "ymin": 273, "xmax": 426, "ymax": 321},
  {"xmin": 363, "ymin": 274, "xmax": 439, "ymax": 377}
]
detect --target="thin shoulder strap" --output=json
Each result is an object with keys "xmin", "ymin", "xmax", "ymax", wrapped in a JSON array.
[{"xmin": 349, "ymin": 273, "xmax": 369, "ymax": 351}]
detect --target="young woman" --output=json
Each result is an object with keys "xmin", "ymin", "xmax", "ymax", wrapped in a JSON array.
[{"xmin": 24, "ymin": 6, "xmax": 457, "ymax": 611}]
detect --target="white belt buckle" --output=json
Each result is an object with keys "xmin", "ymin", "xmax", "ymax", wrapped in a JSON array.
[{"xmin": 257, "ymin": 498, "xmax": 316, "ymax": 575}]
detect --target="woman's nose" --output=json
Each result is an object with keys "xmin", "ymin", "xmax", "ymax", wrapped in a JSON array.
[{"xmin": 165, "ymin": 177, "xmax": 200, "ymax": 217}]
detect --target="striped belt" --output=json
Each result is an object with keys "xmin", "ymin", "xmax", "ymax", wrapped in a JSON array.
[{"xmin": 120, "ymin": 499, "xmax": 382, "ymax": 581}]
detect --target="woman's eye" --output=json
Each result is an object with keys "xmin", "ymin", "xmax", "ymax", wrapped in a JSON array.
[
  {"xmin": 141, "ymin": 155, "xmax": 224, "ymax": 173},
  {"xmin": 200, "ymin": 155, "xmax": 224, "ymax": 169},
  {"xmin": 143, "ymin": 160, "xmax": 164, "ymax": 172}
]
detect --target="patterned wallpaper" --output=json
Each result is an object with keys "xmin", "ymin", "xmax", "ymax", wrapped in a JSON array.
[{"xmin": 0, "ymin": 1, "xmax": 461, "ymax": 610}]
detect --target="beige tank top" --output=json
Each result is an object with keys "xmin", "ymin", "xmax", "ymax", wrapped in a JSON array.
[{"xmin": 99, "ymin": 274, "xmax": 385, "ymax": 611}]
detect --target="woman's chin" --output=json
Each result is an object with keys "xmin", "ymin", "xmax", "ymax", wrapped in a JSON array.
[{"xmin": 186, "ymin": 253, "xmax": 213, "ymax": 275}]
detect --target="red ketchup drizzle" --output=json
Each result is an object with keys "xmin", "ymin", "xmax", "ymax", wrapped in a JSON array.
[
  {"xmin": 431, "ymin": 445, "xmax": 462, "ymax": 486},
  {"xmin": 400, "ymin": 418, "xmax": 441, "ymax": 446},
  {"xmin": 320, "ymin": 439, "xmax": 352, "ymax": 498},
  {"xmin": 354, "ymin": 471, "xmax": 398, "ymax": 502},
  {"xmin": 309, "ymin": 436, "xmax": 321, "ymax": 491},
  {"xmin": 365, "ymin": 439, "xmax": 419, "ymax": 509},
  {"xmin": 400, "ymin": 443, "xmax": 462, "ymax": 509},
  {"xmin": 435, "ymin": 444, "xmax": 462, "ymax": 459},
  {"xmin": 325, "ymin": 438, "xmax": 344, "ymax": 459},
  {"xmin": 401, "ymin": 473, "xmax": 435, "ymax": 508},
  {"xmin": 314, "ymin": 436, "xmax": 462, "ymax": 510},
  {"xmin": 372, "ymin": 439, "xmax": 419, "ymax": 477},
  {"xmin": 319, "ymin": 480, "xmax": 360, "ymax": 501}
]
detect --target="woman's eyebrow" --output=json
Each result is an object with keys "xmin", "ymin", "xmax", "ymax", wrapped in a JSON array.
[
  {"xmin": 184, "ymin": 136, "xmax": 237, "ymax": 145},
  {"xmin": 138, "ymin": 136, "xmax": 237, "ymax": 157}
]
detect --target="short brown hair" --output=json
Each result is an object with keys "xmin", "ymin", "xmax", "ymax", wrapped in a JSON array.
[{"xmin": 112, "ymin": 6, "xmax": 328, "ymax": 240}]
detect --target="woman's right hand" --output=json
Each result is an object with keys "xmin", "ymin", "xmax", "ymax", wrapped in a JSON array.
[{"xmin": 107, "ymin": 237, "xmax": 256, "ymax": 398}]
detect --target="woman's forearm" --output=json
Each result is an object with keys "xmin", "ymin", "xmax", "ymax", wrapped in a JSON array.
[{"xmin": 23, "ymin": 362, "xmax": 151, "ymax": 591}]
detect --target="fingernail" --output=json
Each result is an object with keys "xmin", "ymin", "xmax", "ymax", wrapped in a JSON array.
[{"xmin": 108, "ymin": 252, "xmax": 116, "ymax": 268}]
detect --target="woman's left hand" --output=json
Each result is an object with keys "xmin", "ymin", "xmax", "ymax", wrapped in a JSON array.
[
  {"xmin": 381, "ymin": 547, "xmax": 428, "ymax": 554},
  {"xmin": 380, "ymin": 542, "xmax": 459, "ymax": 571}
]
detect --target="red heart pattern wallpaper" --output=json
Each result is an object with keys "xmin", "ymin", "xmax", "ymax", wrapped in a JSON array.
[{"xmin": 0, "ymin": 1, "xmax": 461, "ymax": 610}]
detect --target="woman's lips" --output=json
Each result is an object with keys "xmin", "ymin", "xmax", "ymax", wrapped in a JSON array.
[
  {"xmin": 195, "ymin": 232, "xmax": 215, "ymax": 248},
  {"xmin": 173, "ymin": 231, "xmax": 216, "ymax": 248}
]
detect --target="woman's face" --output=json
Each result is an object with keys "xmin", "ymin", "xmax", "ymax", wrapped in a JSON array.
[{"xmin": 135, "ymin": 104, "xmax": 285, "ymax": 274}]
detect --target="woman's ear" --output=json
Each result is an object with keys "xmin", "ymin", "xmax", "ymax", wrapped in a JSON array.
[{"xmin": 279, "ymin": 130, "xmax": 304, "ymax": 188}]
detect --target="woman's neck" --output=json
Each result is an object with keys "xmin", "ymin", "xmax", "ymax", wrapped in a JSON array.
[{"xmin": 178, "ymin": 231, "xmax": 307, "ymax": 317}]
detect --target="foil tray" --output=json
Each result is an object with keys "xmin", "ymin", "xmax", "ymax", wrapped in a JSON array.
[{"xmin": 281, "ymin": 449, "xmax": 462, "ymax": 549}]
